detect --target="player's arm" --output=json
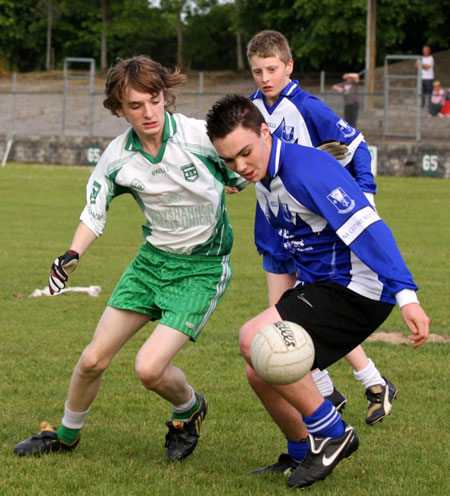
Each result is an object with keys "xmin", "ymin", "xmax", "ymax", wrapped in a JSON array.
[
  {"xmin": 348, "ymin": 142, "xmax": 376, "ymax": 198},
  {"xmin": 296, "ymin": 155, "xmax": 429, "ymax": 346},
  {"xmin": 70, "ymin": 221, "xmax": 97, "ymax": 256},
  {"xmin": 329, "ymin": 195, "xmax": 429, "ymax": 346},
  {"xmin": 49, "ymin": 144, "xmax": 112, "ymax": 294},
  {"xmin": 48, "ymin": 222, "xmax": 97, "ymax": 295}
]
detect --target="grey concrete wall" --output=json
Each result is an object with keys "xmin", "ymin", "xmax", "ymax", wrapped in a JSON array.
[
  {"xmin": 1, "ymin": 134, "xmax": 449, "ymax": 179},
  {"xmin": 369, "ymin": 138, "xmax": 450, "ymax": 179},
  {"xmin": 0, "ymin": 135, "xmax": 111, "ymax": 166}
]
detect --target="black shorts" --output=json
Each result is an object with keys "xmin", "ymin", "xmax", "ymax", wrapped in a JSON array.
[{"xmin": 275, "ymin": 281, "xmax": 393, "ymax": 370}]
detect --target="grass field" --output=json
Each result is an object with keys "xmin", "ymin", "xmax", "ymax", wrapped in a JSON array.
[{"xmin": 1, "ymin": 164, "xmax": 449, "ymax": 495}]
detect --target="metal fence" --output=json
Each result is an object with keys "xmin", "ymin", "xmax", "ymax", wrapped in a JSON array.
[{"xmin": 0, "ymin": 67, "xmax": 447, "ymax": 141}]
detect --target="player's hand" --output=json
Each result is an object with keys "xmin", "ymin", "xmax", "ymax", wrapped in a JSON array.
[
  {"xmin": 225, "ymin": 186, "xmax": 239, "ymax": 194},
  {"xmin": 316, "ymin": 141, "xmax": 349, "ymax": 160},
  {"xmin": 49, "ymin": 250, "xmax": 79, "ymax": 294},
  {"xmin": 401, "ymin": 303, "xmax": 430, "ymax": 348}
]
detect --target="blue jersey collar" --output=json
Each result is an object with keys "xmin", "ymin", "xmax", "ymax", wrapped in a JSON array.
[{"xmin": 251, "ymin": 80, "xmax": 301, "ymax": 113}]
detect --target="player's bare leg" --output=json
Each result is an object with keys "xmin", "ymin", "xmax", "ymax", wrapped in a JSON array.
[
  {"xmin": 265, "ymin": 271, "xmax": 296, "ymax": 306},
  {"xmin": 345, "ymin": 345, "xmax": 397, "ymax": 424},
  {"xmin": 265, "ymin": 272, "xmax": 347, "ymax": 411},
  {"xmin": 135, "ymin": 323, "xmax": 208, "ymax": 461},
  {"xmin": 344, "ymin": 345, "xmax": 369, "ymax": 371},
  {"xmin": 14, "ymin": 306, "xmax": 151, "ymax": 456},
  {"xmin": 135, "ymin": 323, "xmax": 192, "ymax": 404},
  {"xmin": 240, "ymin": 306, "xmax": 358, "ymax": 486},
  {"xmin": 68, "ymin": 307, "xmax": 151, "ymax": 412}
]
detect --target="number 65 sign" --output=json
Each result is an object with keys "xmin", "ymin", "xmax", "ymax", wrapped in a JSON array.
[{"xmin": 421, "ymin": 154, "xmax": 438, "ymax": 177}]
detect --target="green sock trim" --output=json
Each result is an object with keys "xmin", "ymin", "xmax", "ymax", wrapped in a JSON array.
[
  {"xmin": 57, "ymin": 425, "xmax": 80, "ymax": 445},
  {"xmin": 172, "ymin": 397, "xmax": 200, "ymax": 421}
]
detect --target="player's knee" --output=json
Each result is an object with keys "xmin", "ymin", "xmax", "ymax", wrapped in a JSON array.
[
  {"xmin": 78, "ymin": 347, "xmax": 110, "ymax": 376},
  {"xmin": 135, "ymin": 358, "xmax": 164, "ymax": 390},
  {"xmin": 238, "ymin": 322, "xmax": 255, "ymax": 362}
]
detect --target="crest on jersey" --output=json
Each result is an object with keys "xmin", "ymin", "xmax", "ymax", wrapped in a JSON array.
[
  {"xmin": 181, "ymin": 163, "xmax": 199, "ymax": 182},
  {"xmin": 336, "ymin": 118, "xmax": 356, "ymax": 138},
  {"xmin": 327, "ymin": 187, "xmax": 355, "ymax": 213},
  {"xmin": 282, "ymin": 125, "xmax": 295, "ymax": 143},
  {"xmin": 131, "ymin": 178, "xmax": 145, "ymax": 191}
]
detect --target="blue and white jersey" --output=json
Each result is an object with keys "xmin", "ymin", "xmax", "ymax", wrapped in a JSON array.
[
  {"xmin": 251, "ymin": 81, "xmax": 375, "ymax": 259},
  {"xmin": 255, "ymin": 136, "xmax": 418, "ymax": 305},
  {"xmin": 250, "ymin": 80, "xmax": 374, "ymax": 193}
]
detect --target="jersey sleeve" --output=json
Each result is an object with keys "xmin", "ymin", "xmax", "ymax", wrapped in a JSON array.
[
  {"xmin": 79, "ymin": 140, "xmax": 126, "ymax": 237},
  {"xmin": 287, "ymin": 152, "xmax": 418, "ymax": 297},
  {"xmin": 343, "ymin": 142, "xmax": 377, "ymax": 195},
  {"xmin": 298, "ymin": 94, "xmax": 376, "ymax": 194}
]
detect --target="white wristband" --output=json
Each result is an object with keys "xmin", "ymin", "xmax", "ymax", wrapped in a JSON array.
[{"xmin": 395, "ymin": 289, "xmax": 419, "ymax": 308}]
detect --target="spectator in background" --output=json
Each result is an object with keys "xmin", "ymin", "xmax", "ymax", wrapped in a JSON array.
[
  {"xmin": 414, "ymin": 45, "xmax": 434, "ymax": 108},
  {"xmin": 332, "ymin": 73, "xmax": 360, "ymax": 128},
  {"xmin": 428, "ymin": 80, "xmax": 446, "ymax": 117}
]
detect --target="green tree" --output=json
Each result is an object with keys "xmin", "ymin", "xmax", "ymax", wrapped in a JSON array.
[
  {"xmin": 238, "ymin": 0, "xmax": 450, "ymax": 72},
  {"xmin": 0, "ymin": 0, "xmax": 49, "ymax": 71},
  {"xmin": 184, "ymin": 3, "xmax": 235, "ymax": 70}
]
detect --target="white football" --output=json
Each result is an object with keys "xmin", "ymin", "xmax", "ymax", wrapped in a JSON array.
[{"xmin": 250, "ymin": 321, "xmax": 315, "ymax": 385}]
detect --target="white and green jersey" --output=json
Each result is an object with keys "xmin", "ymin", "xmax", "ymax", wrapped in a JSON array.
[{"xmin": 80, "ymin": 112, "xmax": 246, "ymax": 256}]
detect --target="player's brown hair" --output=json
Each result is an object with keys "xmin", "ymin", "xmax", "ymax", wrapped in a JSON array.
[
  {"xmin": 246, "ymin": 30, "xmax": 292, "ymax": 64},
  {"xmin": 103, "ymin": 55, "xmax": 186, "ymax": 116}
]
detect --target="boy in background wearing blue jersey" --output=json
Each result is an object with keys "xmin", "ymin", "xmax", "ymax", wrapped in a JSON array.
[
  {"xmin": 246, "ymin": 30, "xmax": 396, "ymax": 425},
  {"xmin": 14, "ymin": 56, "xmax": 246, "ymax": 461},
  {"xmin": 206, "ymin": 94, "xmax": 430, "ymax": 489}
]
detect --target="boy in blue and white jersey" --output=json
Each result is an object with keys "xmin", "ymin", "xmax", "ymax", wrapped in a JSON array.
[
  {"xmin": 206, "ymin": 94, "xmax": 429, "ymax": 490},
  {"xmin": 14, "ymin": 56, "xmax": 246, "ymax": 461},
  {"xmin": 247, "ymin": 30, "xmax": 393, "ymax": 424}
]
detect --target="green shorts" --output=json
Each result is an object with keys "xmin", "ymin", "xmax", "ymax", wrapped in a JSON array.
[{"xmin": 108, "ymin": 242, "xmax": 232, "ymax": 341}]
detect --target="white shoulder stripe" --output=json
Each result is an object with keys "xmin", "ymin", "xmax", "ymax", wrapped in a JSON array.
[
  {"xmin": 339, "ymin": 132, "xmax": 364, "ymax": 166},
  {"xmin": 285, "ymin": 81, "xmax": 298, "ymax": 96},
  {"xmin": 273, "ymin": 138, "xmax": 282, "ymax": 175},
  {"xmin": 336, "ymin": 206, "xmax": 380, "ymax": 245}
]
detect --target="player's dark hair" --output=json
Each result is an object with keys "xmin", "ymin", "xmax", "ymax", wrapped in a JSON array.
[
  {"xmin": 103, "ymin": 55, "xmax": 186, "ymax": 116},
  {"xmin": 206, "ymin": 94, "xmax": 265, "ymax": 141},
  {"xmin": 247, "ymin": 30, "xmax": 292, "ymax": 64}
]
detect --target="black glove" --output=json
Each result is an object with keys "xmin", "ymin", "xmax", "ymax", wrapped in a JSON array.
[
  {"xmin": 316, "ymin": 141, "xmax": 349, "ymax": 160},
  {"xmin": 49, "ymin": 250, "xmax": 79, "ymax": 294}
]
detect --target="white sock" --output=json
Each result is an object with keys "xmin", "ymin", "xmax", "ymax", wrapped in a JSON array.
[
  {"xmin": 311, "ymin": 369, "xmax": 334, "ymax": 397},
  {"xmin": 61, "ymin": 401, "xmax": 90, "ymax": 430},
  {"xmin": 171, "ymin": 385, "xmax": 196, "ymax": 413},
  {"xmin": 353, "ymin": 359, "xmax": 386, "ymax": 389}
]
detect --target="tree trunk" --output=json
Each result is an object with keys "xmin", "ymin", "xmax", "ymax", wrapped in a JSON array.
[
  {"xmin": 45, "ymin": 0, "xmax": 52, "ymax": 71},
  {"xmin": 100, "ymin": 0, "xmax": 108, "ymax": 71},
  {"xmin": 236, "ymin": 31, "xmax": 244, "ymax": 71},
  {"xmin": 176, "ymin": 10, "xmax": 183, "ymax": 69},
  {"xmin": 234, "ymin": 0, "xmax": 244, "ymax": 71}
]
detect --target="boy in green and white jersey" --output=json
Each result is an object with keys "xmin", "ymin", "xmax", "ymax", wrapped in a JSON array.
[{"xmin": 14, "ymin": 56, "xmax": 246, "ymax": 461}]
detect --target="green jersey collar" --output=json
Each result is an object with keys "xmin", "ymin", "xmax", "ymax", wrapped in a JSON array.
[{"xmin": 125, "ymin": 112, "xmax": 177, "ymax": 164}]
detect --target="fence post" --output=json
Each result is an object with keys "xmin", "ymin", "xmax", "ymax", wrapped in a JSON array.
[
  {"xmin": 1, "ymin": 73, "xmax": 16, "ymax": 167},
  {"xmin": 320, "ymin": 70, "xmax": 325, "ymax": 94},
  {"xmin": 62, "ymin": 59, "xmax": 68, "ymax": 134},
  {"xmin": 89, "ymin": 60, "xmax": 95, "ymax": 137},
  {"xmin": 199, "ymin": 71, "xmax": 204, "ymax": 118}
]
